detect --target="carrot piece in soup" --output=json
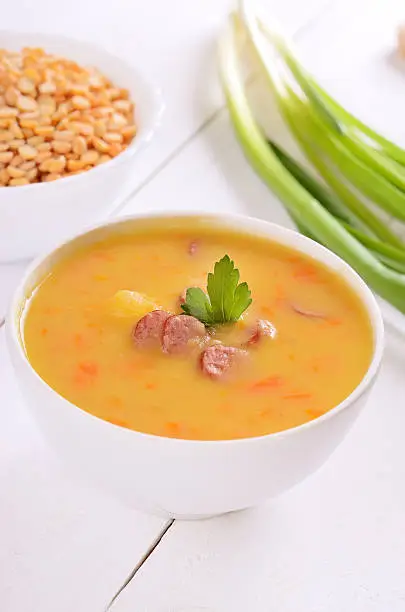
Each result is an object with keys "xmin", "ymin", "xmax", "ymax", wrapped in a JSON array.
[
  {"xmin": 325, "ymin": 318, "xmax": 342, "ymax": 326},
  {"xmin": 286, "ymin": 255, "xmax": 302, "ymax": 264},
  {"xmin": 260, "ymin": 305, "xmax": 274, "ymax": 318},
  {"xmin": 78, "ymin": 361, "xmax": 99, "ymax": 376},
  {"xmin": 165, "ymin": 421, "xmax": 181, "ymax": 437},
  {"xmin": 105, "ymin": 417, "xmax": 129, "ymax": 428},
  {"xmin": 282, "ymin": 392, "xmax": 312, "ymax": 400},
  {"xmin": 305, "ymin": 408, "xmax": 324, "ymax": 419},
  {"xmin": 293, "ymin": 262, "xmax": 324, "ymax": 282},
  {"xmin": 249, "ymin": 376, "xmax": 283, "ymax": 391}
]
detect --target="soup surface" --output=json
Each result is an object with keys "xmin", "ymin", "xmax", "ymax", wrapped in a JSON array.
[{"xmin": 23, "ymin": 219, "xmax": 373, "ymax": 440}]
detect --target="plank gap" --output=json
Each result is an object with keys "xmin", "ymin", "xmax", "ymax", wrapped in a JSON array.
[{"xmin": 105, "ymin": 518, "xmax": 175, "ymax": 611}]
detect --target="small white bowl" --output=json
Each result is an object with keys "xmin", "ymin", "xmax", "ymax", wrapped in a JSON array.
[
  {"xmin": 6, "ymin": 212, "xmax": 384, "ymax": 519},
  {"xmin": 0, "ymin": 31, "xmax": 164, "ymax": 262}
]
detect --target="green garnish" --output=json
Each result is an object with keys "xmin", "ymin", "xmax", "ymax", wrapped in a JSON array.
[
  {"xmin": 181, "ymin": 287, "xmax": 214, "ymax": 326},
  {"xmin": 181, "ymin": 254, "xmax": 252, "ymax": 325}
]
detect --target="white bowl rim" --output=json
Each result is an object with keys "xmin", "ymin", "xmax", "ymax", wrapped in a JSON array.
[
  {"xmin": 7, "ymin": 209, "xmax": 385, "ymax": 446},
  {"xmin": 0, "ymin": 29, "xmax": 165, "ymax": 198}
]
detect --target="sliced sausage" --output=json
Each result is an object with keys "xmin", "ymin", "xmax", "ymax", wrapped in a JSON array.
[
  {"xmin": 247, "ymin": 319, "xmax": 277, "ymax": 345},
  {"xmin": 132, "ymin": 310, "xmax": 170, "ymax": 347},
  {"xmin": 200, "ymin": 345, "xmax": 248, "ymax": 379},
  {"xmin": 162, "ymin": 314, "xmax": 206, "ymax": 354}
]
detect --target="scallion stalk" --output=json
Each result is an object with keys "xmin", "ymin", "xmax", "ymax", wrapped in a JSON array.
[
  {"xmin": 280, "ymin": 95, "xmax": 405, "ymax": 248},
  {"xmin": 258, "ymin": 15, "xmax": 405, "ymax": 169},
  {"xmin": 270, "ymin": 140, "xmax": 405, "ymax": 272},
  {"xmin": 239, "ymin": 2, "xmax": 405, "ymax": 224},
  {"xmin": 218, "ymin": 14, "xmax": 405, "ymax": 312},
  {"xmin": 268, "ymin": 141, "xmax": 353, "ymax": 224},
  {"xmin": 282, "ymin": 91, "xmax": 405, "ymax": 222},
  {"xmin": 309, "ymin": 82, "xmax": 405, "ymax": 168}
]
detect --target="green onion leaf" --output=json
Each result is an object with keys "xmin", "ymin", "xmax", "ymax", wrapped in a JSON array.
[{"xmin": 218, "ymin": 13, "xmax": 405, "ymax": 313}]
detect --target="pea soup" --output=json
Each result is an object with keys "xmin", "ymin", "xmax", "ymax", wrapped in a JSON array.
[{"xmin": 23, "ymin": 219, "xmax": 373, "ymax": 440}]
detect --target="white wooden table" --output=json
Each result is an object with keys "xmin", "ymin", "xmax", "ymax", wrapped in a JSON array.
[{"xmin": 1, "ymin": 1, "xmax": 405, "ymax": 610}]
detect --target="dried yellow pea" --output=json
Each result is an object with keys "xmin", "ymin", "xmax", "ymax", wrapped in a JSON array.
[{"xmin": 0, "ymin": 45, "xmax": 136, "ymax": 186}]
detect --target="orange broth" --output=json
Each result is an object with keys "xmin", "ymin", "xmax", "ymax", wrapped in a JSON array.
[{"xmin": 23, "ymin": 220, "xmax": 373, "ymax": 440}]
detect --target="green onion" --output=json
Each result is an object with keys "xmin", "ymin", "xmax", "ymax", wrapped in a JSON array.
[
  {"xmin": 270, "ymin": 138, "xmax": 404, "ymax": 249},
  {"xmin": 218, "ymin": 12, "xmax": 405, "ymax": 313},
  {"xmin": 280, "ymin": 92, "xmax": 405, "ymax": 248},
  {"xmin": 269, "ymin": 141, "xmax": 353, "ymax": 224},
  {"xmin": 258, "ymin": 16, "xmax": 405, "ymax": 168},
  {"xmin": 342, "ymin": 225, "xmax": 405, "ymax": 274},
  {"xmin": 309, "ymin": 81, "xmax": 405, "ymax": 168},
  {"xmin": 281, "ymin": 88, "xmax": 405, "ymax": 222},
  {"xmin": 239, "ymin": 2, "xmax": 405, "ymax": 224},
  {"xmin": 270, "ymin": 141, "xmax": 405, "ymax": 272}
]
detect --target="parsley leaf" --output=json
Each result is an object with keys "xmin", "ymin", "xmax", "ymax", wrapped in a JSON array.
[
  {"xmin": 229, "ymin": 281, "xmax": 252, "ymax": 321},
  {"xmin": 181, "ymin": 287, "xmax": 214, "ymax": 325},
  {"xmin": 181, "ymin": 255, "xmax": 252, "ymax": 325}
]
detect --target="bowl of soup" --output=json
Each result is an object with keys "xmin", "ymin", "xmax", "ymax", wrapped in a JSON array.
[{"xmin": 6, "ymin": 212, "xmax": 384, "ymax": 518}]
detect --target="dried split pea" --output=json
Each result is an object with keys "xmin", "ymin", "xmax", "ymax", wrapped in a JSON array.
[
  {"xmin": 19, "ymin": 144, "xmax": 37, "ymax": 160},
  {"xmin": 0, "ymin": 45, "xmax": 136, "ymax": 185},
  {"xmin": 9, "ymin": 177, "xmax": 29, "ymax": 186}
]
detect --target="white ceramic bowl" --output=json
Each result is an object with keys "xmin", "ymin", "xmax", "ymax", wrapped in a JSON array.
[
  {"xmin": 6, "ymin": 212, "xmax": 384, "ymax": 519},
  {"xmin": 0, "ymin": 31, "xmax": 164, "ymax": 263}
]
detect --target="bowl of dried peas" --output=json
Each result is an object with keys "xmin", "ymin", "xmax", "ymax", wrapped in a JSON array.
[{"xmin": 0, "ymin": 30, "xmax": 164, "ymax": 262}]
